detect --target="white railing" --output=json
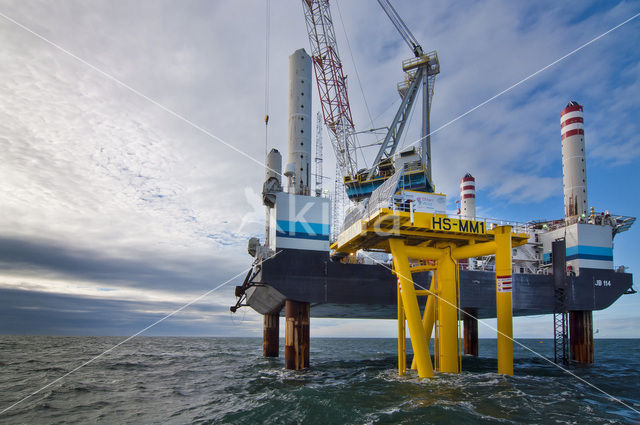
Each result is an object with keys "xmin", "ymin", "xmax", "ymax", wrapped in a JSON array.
[{"xmin": 387, "ymin": 196, "xmax": 537, "ymax": 235}]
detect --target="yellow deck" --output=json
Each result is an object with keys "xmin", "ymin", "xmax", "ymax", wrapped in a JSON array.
[{"xmin": 332, "ymin": 208, "xmax": 529, "ymax": 254}]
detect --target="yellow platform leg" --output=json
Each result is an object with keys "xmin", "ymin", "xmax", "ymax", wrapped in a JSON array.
[
  {"xmin": 494, "ymin": 226, "xmax": 514, "ymax": 375},
  {"xmin": 389, "ymin": 239, "xmax": 434, "ymax": 378},
  {"xmin": 411, "ymin": 272, "xmax": 436, "ymax": 370},
  {"xmin": 436, "ymin": 245, "xmax": 460, "ymax": 373},
  {"xmin": 397, "ymin": 279, "xmax": 406, "ymax": 376}
]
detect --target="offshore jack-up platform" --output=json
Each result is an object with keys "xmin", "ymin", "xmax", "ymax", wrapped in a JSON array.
[
  {"xmin": 231, "ymin": 49, "xmax": 635, "ymax": 376},
  {"xmin": 231, "ymin": 2, "xmax": 635, "ymax": 376}
]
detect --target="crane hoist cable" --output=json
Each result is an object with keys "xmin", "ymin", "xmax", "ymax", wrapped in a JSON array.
[
  {"xmin": 264, "ymin": 0, "xmax": 271, "ymax": 160},
  {"xmin": 302, "ymin": 0, "xmax": 358, "ymax": 179},
  {"xmin": 335, "ymin": 1, "xmax": 374, "ymax": 129},
  {"xmin": 335, "ymin": 0, "xmax": 371, "ymax": 170}
]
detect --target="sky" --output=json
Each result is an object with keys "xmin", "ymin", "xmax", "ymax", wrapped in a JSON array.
[{"xmin": 1, "ymin": 0, "xmax": 639, "ymax": 339}]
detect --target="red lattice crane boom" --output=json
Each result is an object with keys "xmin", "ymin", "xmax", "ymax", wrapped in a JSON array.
[{"xmin": 302, "ymin": 0, "xmax": 358, "ymax": 179}]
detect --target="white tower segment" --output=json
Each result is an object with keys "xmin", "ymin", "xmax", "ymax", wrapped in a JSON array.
[
  {"xmin": 561, "ymin": 101, "xmax": 587, "ymax": 219},
  {"xmin": 460, "ymin": 173, "xmax": 476, "ymax": 220},
  {"xmin": 288, "ymin": 48, "xmax": 313, "ymax": 195}
]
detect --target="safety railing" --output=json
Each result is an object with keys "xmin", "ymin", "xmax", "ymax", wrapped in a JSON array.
[{"xmin": 386, "ymin": 196, "xmax": 538, "ymax": 235}]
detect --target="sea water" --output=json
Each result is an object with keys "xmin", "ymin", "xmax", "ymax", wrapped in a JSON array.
[{"xmin": 0, "ymin": 336, "xmax": 638, "ymax": 424}]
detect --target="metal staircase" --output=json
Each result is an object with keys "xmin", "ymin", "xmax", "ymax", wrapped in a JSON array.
[{"xmin": 552, "ymin": 239, "xmax": 569, "ymax": 365}]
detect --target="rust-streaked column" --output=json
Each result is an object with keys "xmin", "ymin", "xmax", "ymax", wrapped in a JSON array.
[
  {"xmin": 285, "ymin": 300, "xmax": 310, "ymax": 370},
  {"xmin": 263, "ymin": 312, "xmax": 280, "ymax": 357},
  {"xmin": 463, "ymin": 307, "xmax": 479, "ymax": 356},
  {"xmin": 569, "ymin": 310, "xmax": 594, "ymax": 364}
]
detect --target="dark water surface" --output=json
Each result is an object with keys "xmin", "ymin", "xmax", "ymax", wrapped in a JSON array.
[{"xmin": 0, "ymin": 337, "xmax": 638, "ymax": 424}]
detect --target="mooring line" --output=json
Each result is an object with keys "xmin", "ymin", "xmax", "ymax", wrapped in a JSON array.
[
  {"xmin": 0, "ymin": 251, "xmax": 280, "ymax": 416},
  {"xmin": 358, "ymin": 250, "xmax": 640, "ymax": 415},
  {"xmin": 401, "ymin": 10, "xmax": 640, "ymax": 154}
]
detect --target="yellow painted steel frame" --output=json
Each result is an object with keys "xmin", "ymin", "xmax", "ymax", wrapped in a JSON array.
[
  {"xmin": 494, "ymin": 226, "xmax": 514, "ymax": 375},
  {"xmin": 397, "ymin": 280, "xmax": 406, "ymax": 375},
  {"xmin": 411, "ymin": 273, "xmax": 436, "ymax": 370},
  {"xmin": 332, "ymin": 208, "xmax": 521, "ymax": 378},
  {"xmin": 436, "ymin": 244, "xmax": 459, "ymax": 373},
  {"xmin": 389, "ymin": 242, "xmax": 455, "ymax": 375},
  {"xmin": 388, "ymin": 228, "xmax": 516, "ymax": 377},
  {"xmin": 390, "ymin": 239, "xmax": 434, "ymax": 378}
]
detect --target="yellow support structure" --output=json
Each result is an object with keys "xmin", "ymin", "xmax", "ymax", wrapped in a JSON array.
[
  {"xmin": 330, "ymin": 207, "xmax": 528, "ymax": 378},
  {"xmin": 452, "ymin": 241, "xmax": 496, "ymax": 260},
  {"xmin": 494, "ymin": 226, "xmax": 514, "ymax": 375},
  {"xmin": 390, "ymin": 239, "xmax": 434, "ymax": 378},
  {"xmin": 411, "ymin": 273, "xmax": 436, "ymax": 370},
  {"xmin": 397, "ymin": 279, "xmax": 406, "ymax": 376},
  {"xmin": 436, "ymin": 244, "xmax": 460, "ymax": 373}
]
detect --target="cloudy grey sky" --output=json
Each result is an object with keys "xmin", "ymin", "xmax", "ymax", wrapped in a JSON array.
[{"xmin": 1, "ymin": 0, "xmax": 639, "ymax": 338}]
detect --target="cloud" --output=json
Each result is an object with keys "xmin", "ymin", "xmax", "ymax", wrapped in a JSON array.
[
  {"xmin": 335, "ymin": 0, "xmax": 640, "ymax": 208},
  {"xmin": 0, "ymin": 236, "xmax": 248, "ymax": 297},
  {"xmin": 490, "ymin": 174, "xmax": 562, "ymax": 203},
  {"xmin": 0, "ymin": 288, "xmax": 260, "ymax": 336},
  {"xmin": 0, "ymin": 0, "xmax": 638, "ymax": 336}
]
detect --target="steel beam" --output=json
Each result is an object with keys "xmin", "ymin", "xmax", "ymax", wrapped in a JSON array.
[
  {"xmin": 397, "ymin": 280, "xmax": 406, "ymax": 375},
  {"xmin": 412, "ymin": 272, "xmax": 436, "ymax": 370},
  {"xmin": 367, "ymin": 68, "xmax": 425, "ymax": 180},
  {"xmin": 389, "ymin": 239, "xmax": 434, "ymax": 378},
  {"xmin": 435, "ymin": 244, "xmax": 460, "ymax": 373}
]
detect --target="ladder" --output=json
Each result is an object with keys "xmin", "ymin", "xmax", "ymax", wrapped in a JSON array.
[{"xmin": 552, "ymin": 239, "xmax": 569, "ymax": 365}]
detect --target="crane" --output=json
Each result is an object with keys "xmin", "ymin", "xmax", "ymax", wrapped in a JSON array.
[
  {"xmin": 302, "ymin": 0, "xmax": 439, "ymax": 203},
  {"xmin": 302, "ymin": 0, "xmax": 358, "ymax": 180},
  {"xmin": 377, "ymin": 0, "xmax": 423, "ymax": 57},
  {"xmin": 369, "ymin": 0, "xmax": 439, "ymax": 188}
]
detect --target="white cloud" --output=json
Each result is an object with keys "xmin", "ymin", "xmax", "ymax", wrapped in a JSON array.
[{"xmin": 1, "ymin": 0, "xmax": 639, "ymax": 336}]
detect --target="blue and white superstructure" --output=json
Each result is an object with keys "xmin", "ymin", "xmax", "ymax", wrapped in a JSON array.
[
  {"xmin": 269, "ymin": 192, "xmax": 330, "ymax": 252},
  {"xmin": 540, "ymin": 223, "xmax": 614, "ymax": 271}
]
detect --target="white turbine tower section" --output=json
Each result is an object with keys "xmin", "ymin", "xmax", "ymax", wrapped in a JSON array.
[
  {"xmin": 460, "ymin": 173, "xmax": 476, "ymax": 220},
  {"xmin": 561, "ymin": 101, "xmax": 587, "ymax": 219},
  {"xmin": 288, "ymin": 48, "xmax": 312, "ymax": 195},
  {"xmin": 263, "ymin": 148, "xmax": 283, "ymax": 246},
  {"xmin": 314, "ymin": 112, "xmax": 323, "ymax": 197},
  {"xmin": 265, "ymin": 149, "xmax": 282, "ymax": 185}
]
